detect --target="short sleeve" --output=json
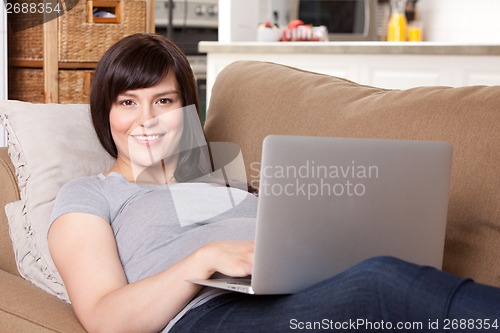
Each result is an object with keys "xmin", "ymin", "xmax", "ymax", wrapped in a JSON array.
[{"xmin": 49, "ymin": 176, "xmax": 111, "ymax": 226}]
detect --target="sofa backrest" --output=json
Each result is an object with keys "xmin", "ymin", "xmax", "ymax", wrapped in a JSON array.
[
  {"xmin": 204, "ymin": 60, "xmax": 500, "ymax": 287},
  {"xmin": 0, "ymin": 147, "xmax": 21, "ymax": 276}
]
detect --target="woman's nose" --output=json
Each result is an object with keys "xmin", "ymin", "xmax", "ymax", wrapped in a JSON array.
[
  {"xmin": 139, "ymin": 106, "xmax": 159, "ymax": 128},
  {"xmin": 142, "ymin": 116, "xmax": 159, "ymax": 128}
]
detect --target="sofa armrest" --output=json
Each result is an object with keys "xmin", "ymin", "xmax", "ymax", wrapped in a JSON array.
[
  {"xmin": 0, "ymin": 147, "xmax": 21, "ymax": 276},
  {"xmin": 0, "ymin": 270, "xmax": 86, "ymax": 332}
]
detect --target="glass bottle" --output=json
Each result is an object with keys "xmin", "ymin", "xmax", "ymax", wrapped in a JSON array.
[
  {"xmin": 387, "ymin": 0, "xmax": 408, "ymax": 42},
  {"xmin": 406, "ymin": 0, "xmax": 423, "ymax": 42}
]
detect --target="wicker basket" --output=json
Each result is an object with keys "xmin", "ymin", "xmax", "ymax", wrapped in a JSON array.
[
  {"xmin": 59, "ymin": 0, "xmax": 147, "ymax": 62},
  {"xmin": 8, "ymin": 68, "xmax": 45, "ymax": 102},
  {"xmin": 9, "ymin": 0, "xmax": 148, "ymax": 63},
  {"xmin": 8, "ymin": 68, "xmax": 95, "ymax": 104},
  {"xmin": 58, "ymin": 69, "xmax": 95, "ymax": 103},
  {"xmin": 8, "ymin": 16, "xmax": 44, "ymax": 62}
]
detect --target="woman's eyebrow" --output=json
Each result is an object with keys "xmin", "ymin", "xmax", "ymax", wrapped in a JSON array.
[
  {"xmin": 153, "ymin": 90, "xmax": 179, "ymax": 97},
  {"xmin": 117, "ymin": 89, "xmax": 179, "ymax": 98},
  {"xmin": 116, "ymin": 92, "xmax": 137, "ymax": 99}
]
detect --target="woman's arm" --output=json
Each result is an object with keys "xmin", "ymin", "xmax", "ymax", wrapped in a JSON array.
[{"xmin": 48, "ymin": 212, "xmax": 253, "ymax": 333}]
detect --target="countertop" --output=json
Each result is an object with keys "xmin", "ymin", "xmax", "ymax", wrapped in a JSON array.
[{"xmin": 198, "ymin": 41, "xmax": 500, "ymax": 56}]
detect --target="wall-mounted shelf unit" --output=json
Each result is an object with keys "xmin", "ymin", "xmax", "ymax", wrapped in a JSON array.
[{"xmin": 8, "ymin": 0, "xmax": 154, "ymax": 103}]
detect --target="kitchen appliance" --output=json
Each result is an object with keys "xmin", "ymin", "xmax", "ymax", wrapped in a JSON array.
[
  {"xmin": 295, "ymin": 0, "xmax": 379, "ymax": 41},
  {"xmin": 155, "ymin": 0, "xmax": 218, "ymax": 121}
]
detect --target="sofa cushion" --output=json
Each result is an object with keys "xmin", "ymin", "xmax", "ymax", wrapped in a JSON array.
[
  {"xmin": 0, "ymin": 148, "xmax": 20, "ymax": 276},
  {"xmin": 204, "ymin": 60, "xmax": 500, "ymax": 287},
  {"xmin": 0, "ymin": 101, "xmax": 115, "ymax": 302},
  {"xmin": 0, "ymin": 270, "xmax": 86, "ymax": 332}
]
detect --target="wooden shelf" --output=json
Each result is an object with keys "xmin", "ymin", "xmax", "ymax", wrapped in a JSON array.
[{"xmin": 8, "ymin": 0, "xmax": 154, "ymax": 103}]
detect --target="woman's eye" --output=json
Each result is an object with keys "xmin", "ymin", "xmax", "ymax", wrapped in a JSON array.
[
  {"xmin": 157, "ymin": 98, "xmax": 173, "ymax": 105},
  {"xmin": 119, "ymin": 99, "xmax": 135, "ymax": 106}
]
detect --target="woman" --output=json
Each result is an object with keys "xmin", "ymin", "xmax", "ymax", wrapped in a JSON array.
[{"xmin": 48, "ymin": 33, "xmax": 500, "ymax": 333}]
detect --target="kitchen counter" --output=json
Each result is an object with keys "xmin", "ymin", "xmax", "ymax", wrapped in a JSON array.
[
  {"xmin": 199, "ymin": 41, "xmax": 500, "ymax": 109},
  {"xmin": 199, "ymin": 41, "xmax": 500, "ymax": 56}
]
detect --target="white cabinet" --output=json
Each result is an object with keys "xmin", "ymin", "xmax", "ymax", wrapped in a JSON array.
[
  {"xmin": 361, "ymin": 55, "xmax": 446, "ymax": 89},
  {"xmin": 201, "ymin": 42, "xmax": 500, "ymax": 109},
  {"xmin": 363, "ymin": 55, "xmax": 500, "ymax": 89}
]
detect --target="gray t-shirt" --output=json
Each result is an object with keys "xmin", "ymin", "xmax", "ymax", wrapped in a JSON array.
[{"xmin": 50, "ymin": 172, "xmax": 257, "ymax": 331}]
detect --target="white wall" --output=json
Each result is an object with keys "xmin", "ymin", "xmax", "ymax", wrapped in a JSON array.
[
  {"xmin": 218, "ymin": 0, "xmax": 260, "ymax": 42},
  {"xmin": 0, "ymin": 6, "xmax": 7, "ymax": 147},
  {"xmin": 418, "ymin": 0, "xmax": 500, "ymax": 43}
]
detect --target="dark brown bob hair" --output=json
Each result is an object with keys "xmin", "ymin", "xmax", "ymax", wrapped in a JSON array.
[
  {"xmin": 90, "ymin": 33, "xmax": 209, "ymax": 182},
  {"xmin": 90, "ymin": 33, "xmax": 199, "ymax": 157}
]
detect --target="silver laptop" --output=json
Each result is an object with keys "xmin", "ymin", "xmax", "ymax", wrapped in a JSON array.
[{"xmin": 188, "ymin": 135, "xmax": 452, "ymax": 294}]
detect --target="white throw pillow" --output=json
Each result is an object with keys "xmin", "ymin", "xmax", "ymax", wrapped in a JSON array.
[{"xmin": 0, "ymin": 100, "xmax": 115, "ymax": 302}]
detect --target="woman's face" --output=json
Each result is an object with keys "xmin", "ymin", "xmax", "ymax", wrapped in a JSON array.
[{"xmin": 109, "ymin": 70, "xmax": 184, "ymax": 176}]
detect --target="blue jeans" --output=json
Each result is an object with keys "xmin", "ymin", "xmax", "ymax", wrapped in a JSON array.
[{"xmin": 170, "ymin": 257, "xmax": 500, "ymax": 332}]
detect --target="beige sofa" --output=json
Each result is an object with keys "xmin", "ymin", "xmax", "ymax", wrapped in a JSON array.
[{"xmin": 1, "ymin": 60, "xmax": 499, "ymax": 331}]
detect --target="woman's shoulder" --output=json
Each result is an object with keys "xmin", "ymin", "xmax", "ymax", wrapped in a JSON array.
[
  {"xmin": 58, "ymin": 174, "xmax": 106, "ymax": 195},
  {"xmin": 54, "ymin": 172, "xmax": 141, "ymax": 214},
  {"xmin": 51, "ymin": 174, "xmax": 113, "ymax": 224},
  {"xmin": 59, "ymin": 172, "xmax": 129, "ymax": 195}
]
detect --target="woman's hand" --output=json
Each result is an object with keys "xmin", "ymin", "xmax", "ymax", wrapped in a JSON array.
[{"xmin": 197, "ymin": 240, "xmax": 255, "ymax": 278}]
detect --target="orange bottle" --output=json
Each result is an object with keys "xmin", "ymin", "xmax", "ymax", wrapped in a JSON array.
[{"xmin": 387, "ymin": 0, "xmax": 407, "ymax": 42}]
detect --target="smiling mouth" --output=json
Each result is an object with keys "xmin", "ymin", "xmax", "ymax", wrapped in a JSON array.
[{"xmin": 131, "ymin": 133, "xmax": 166, "ymax": 144}]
